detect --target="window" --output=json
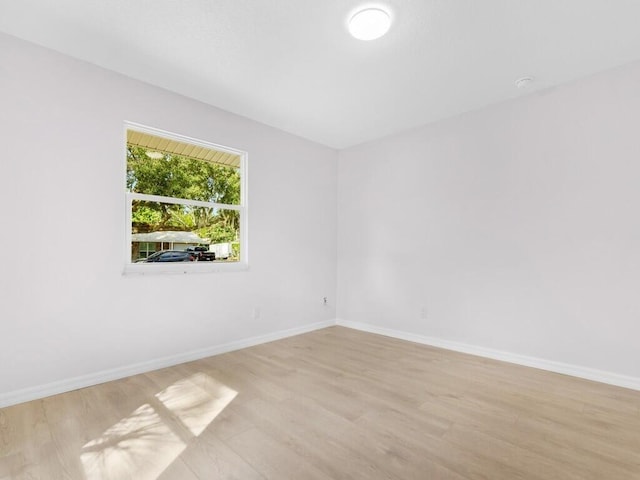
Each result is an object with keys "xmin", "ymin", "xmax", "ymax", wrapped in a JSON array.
[
  {"xmin": 124, "ymin": 123, "xmax": 247, "ymax": 272},
  {"xmin": 137, "ymin": 242, "xmax": 156, "ymax": 259}
]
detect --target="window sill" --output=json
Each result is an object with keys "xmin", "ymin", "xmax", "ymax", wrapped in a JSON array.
[{"xmin": 123, "ymin": 261, "xmax": 249, "ymax": 275}]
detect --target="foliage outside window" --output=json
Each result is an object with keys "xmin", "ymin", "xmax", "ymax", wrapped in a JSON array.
[{"xmin": 125, "ymin": 125, "xmax": 247, "ymax": 270}]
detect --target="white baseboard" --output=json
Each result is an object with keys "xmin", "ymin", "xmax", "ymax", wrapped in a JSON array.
[
  {"xmin": 4, "ymin": 318, "xmax": 638, "ymax": 408},
  {"xmin": 336, "ymin": 319, "xmax": 640, "ymax": 392},
  {"xmin": 0, "ymin": 319, "xmax": 336, "ymax": 408}
]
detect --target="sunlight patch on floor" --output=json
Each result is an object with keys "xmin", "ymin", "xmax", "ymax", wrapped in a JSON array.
[
  {"xmin": 80, "ymin": 403, "xmax": 184, "ymax": 480},
  {"xmin": 80, "ymin": 373, "xmax": 237, "ymax": 480},
  {"xmin": 155, "ymin": 372, "xmax": 237, "ymax": 437}
]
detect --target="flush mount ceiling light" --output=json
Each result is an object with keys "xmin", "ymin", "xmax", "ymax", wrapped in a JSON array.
[{"xmin": 349, "ymin": 8, "xmax": 391, "ymax": 40}]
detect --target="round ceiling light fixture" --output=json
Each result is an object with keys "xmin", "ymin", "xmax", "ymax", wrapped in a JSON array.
[{"xmin": 348, "ymin": 7, "xmax": 391, "ymax": 40}]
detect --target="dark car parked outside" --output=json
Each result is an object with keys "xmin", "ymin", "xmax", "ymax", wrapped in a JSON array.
[
  {"xmin": 186, "ymin": 246, "xmax": 216, "ymax": 261},
  {"xmin": 142, "ymin": 250, "xmax": 196, "ymax": 262}
]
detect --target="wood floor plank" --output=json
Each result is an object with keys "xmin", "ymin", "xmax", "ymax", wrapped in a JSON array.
[
  {"xmin": 176, "ymin": 430, "xmax": 265, "ymax": 480},
  {"xmin": 156, "ymin": 457, "xmax": 200, "ymax": 480},
  {"xmin": 227, "ymin": 395, "xmax": 399, "ymax": 480},
  {"xmin": 225, "ymin": 427, "xmax": 334, "ymax": 480},
  {"xmin": 1, "ymin": 326, "xmax": 640, "ymax": 479}
]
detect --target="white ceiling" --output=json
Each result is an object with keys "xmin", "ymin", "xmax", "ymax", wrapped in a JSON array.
[{"xmin": 2, "ymin": 1, "xmax": 640, "ymax": 149}]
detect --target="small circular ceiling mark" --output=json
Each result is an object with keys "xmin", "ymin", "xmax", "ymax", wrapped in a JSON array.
[
  {"xmin": 515, "ymin": 76, "xmax": 534, "ymax": 89},
  {"xmin": 348, "ymin": 8, "xmax": 391, "ymax": 41}
]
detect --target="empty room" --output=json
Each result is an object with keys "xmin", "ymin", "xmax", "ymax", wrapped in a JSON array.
[{"xmin": 1, "ymin": 1, "xmax": 639, "ymax": 479}]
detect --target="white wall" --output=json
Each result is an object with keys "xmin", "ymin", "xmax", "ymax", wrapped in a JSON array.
[
  {"xmin": 3, "ymin": 31, "xmax": 639, "ymax": 404},
  {"xmin": 0, "ymin": 33, "xmax": 337, "ymax": 400},
  {"xmin": 338, "ymin": 61, "xmax": 640, "ymax": 379}
]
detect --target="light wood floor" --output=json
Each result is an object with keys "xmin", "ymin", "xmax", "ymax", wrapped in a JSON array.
[{"xmin": 1, "ymin": 326, "xmax": 639, "ymax": 479}]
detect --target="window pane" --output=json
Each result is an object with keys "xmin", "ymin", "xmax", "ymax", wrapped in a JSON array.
[
  {"xmin": 126, "ymin": 145, "xmax": 240, "ymax": 205},
  {"xmin": 131, "ymin": 200, "xmax": 240, "ymax": 263},
  {"xmin": 138, "ymin": 242, "xmax": 156, "ymax": 259}
]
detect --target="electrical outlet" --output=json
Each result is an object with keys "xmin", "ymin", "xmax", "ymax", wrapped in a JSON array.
[
  {"xmin": 252, "ymin": 307, "xmax": 261, "ymax": 320},
  {"xmin": 420, "ymin": 306, "xmax": 427, "ymax": 319},
  {"xmin": 323, "ymin": 296, "xmax": 328, "ymax": 306}
]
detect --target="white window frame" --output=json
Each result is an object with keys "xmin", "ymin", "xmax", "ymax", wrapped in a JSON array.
[{"xmin": 123, "ymin": 122, "xmax": 248, "ymax": 274}]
